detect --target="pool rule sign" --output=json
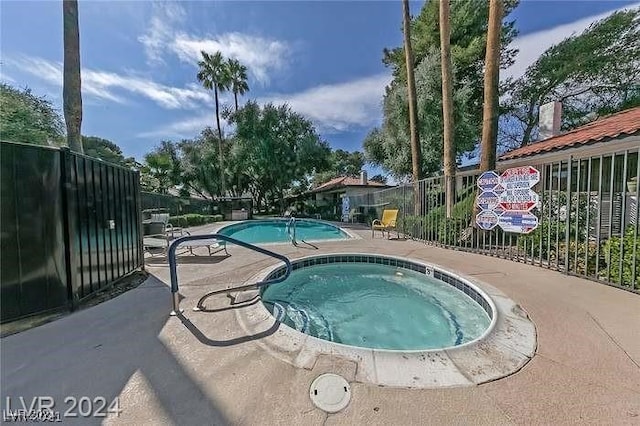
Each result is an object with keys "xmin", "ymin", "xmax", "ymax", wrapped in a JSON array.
[{"xmin": 476, "ymin": 166, "xmax": 540, "ymax": 234}]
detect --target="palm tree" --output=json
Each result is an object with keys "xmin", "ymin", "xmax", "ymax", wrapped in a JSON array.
[
  {"xmin": 480, "ymin": 0, "xmax": 503, "ymax": 172},
  {"xmin": 197, "ymin": 50, "xmax": 231, "ymax": 195},
  {"xmin": 227, "ymin": 58, "xmax": 249, "ymax": 112},
  {"xmin": 439, "ymin": 0, "xmax": 455, "ymax": 218},
  {"xmin": 402, "ymin": 0, "xmax": 422, "ymax": 185},
  {"xmin": 63, "ymin": 0, "xmax": 83, "ymax": 153}
]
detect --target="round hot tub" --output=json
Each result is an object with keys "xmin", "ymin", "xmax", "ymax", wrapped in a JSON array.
[
  {"xmin": 261, "ymin": 256, "xmax": 492, "ymax": 351},
  {"xmin": 237, "ymin": 253, "xmax": 536, "ymax": 388}
]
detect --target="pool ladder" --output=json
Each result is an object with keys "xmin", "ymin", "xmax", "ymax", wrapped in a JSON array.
[
  {"xmin": 167, "ymin": 233, "xmax": 292, "ymax": 315},
  {"xmin": 286, "ymin": 216, "xmax": 318, "ymax": 249},
  {"xmin": 286, "ymin": 216, "xmax": 298, "ymax": 245}
]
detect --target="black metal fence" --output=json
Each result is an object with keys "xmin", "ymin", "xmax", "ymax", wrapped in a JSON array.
[
  {"xmin": 350, "ymin": 148, "xmax": 639, "ymax": 293},
  {"xmin": 1, "ymin": 141, "xmax": 143, "ymax": 323}
]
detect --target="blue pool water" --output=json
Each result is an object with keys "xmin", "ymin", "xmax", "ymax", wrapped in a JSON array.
[
  {"xmin": 261, "ymin": 263, "xmax": 491, "ymax": 350},
  {"xmin": 218, "ymin": 220, "xmax": 348, "ymax": 244}
]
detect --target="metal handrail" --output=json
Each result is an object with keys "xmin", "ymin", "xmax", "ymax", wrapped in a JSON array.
[
  {"xmin": 286, "ymin": 216, "xmax": 297, "ymax": 245},
  {"xmin": 168, "ymin": 233, "xmax": 292, "ymax": 315}
]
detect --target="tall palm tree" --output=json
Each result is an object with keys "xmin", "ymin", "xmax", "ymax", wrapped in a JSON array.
[
  {"xmin": 439, "ymin": 0, "xmax": 455, "ymax": 218},
  {"xmin": 402, "ymin": 0, "xmax": 423, "ymax": 216},
  {"xmin": 227, "ymin": 58, "xmax": 249, "ymax": 112},
  {"xmin": 197, "ymin": 50, "xmax": 231, "ymax": 195},
  {"xmin": 63, "ymin": 0, "xmax": 83, "ymax": 153},
  {"xmin": 480, "ymin": 0, "xmax": 503, "ymax": 172}
]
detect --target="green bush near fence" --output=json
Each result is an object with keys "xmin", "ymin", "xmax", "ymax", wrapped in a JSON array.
[
  {"xmin": 601, "ymin": 226, "xmax": 640, "ymax": 289},
  {"xmin": 170, "ymin": 214, "xmax": 223, "ymax": 228},
  {"xmin": 398, "ymin": 188, "xmax": 475, "ymax": 243}
]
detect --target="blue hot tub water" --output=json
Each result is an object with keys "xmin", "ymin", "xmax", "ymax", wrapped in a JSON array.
[
  {"xmin": 261, "ymin": 263, "xmax": 491, "ymax": 351},
  {"xmin": 218, "ymin": 220, "xmax": 348, "ymax": 244}
]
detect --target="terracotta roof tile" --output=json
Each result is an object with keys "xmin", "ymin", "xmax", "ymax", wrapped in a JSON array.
[{"xmin": 500, "ymin": 107, "xmax": 640, "ymax": 161}]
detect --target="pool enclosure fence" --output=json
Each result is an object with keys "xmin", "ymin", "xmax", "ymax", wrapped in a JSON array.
[
  {"xmin": 349, "ymin": 148, "xmax": 639, "ymax": 292},
  {"xmin": 1, "ymin": 141, "xmax": 143, "ymax": 323}
]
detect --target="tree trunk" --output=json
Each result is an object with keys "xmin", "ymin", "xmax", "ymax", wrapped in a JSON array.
[
  {"xmin": 234, "ymin": 91, "xmax": 239, "ymax": 112},
  {"xmin": 520, "ymin": 101, "xmax": 537, "ymax": 147},
  {"xmin": 63, "ymin": 0, "xmax": 83, "ymax": 153},
  {"xmin": 214, "ymin": 84, "xmax": 225, "ymax": 196},
  {"xmin": 479, "ymin": 0, "xmax": 503, "ymax": 172},
  {"xmin": 440, "ymin": 0, "xmax": 455, "ymax": 218},
  {"xmin": 402, "ymin": 0, "xmax": 423, "ymax": 215}
]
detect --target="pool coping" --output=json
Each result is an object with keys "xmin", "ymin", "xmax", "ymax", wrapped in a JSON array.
[
  {"xmin": 235, "ymin": 253, "xmax": 537, "ymax": 389},
  {"xmin": 213, "ymin": 219, "xmax": 361, "ymax": 246}
]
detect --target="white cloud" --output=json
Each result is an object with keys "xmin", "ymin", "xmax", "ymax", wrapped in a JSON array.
[
  {"xmin": 503, "ymin": 3, "xmax": 640, "ymax": 81},
  {"xmin": 137, "ymin": 2, "xmax": 291, "ymax": 85},
  {"xmin": 137, "ymin": 114, "xmax": 214, "ymax": 139},
  {"xmin": 8, "ymin": 56, "xmax": 212, "ymax": 109},
  {"xmin": 142, "ymin": 73, "xmax": 392, "ymax": 139},
  {"xmin": 260, "ymin": 73, "xmax": 392, "ymax": 132},
  {"xmin": 0, "ymin": 70, "xmax": 16, "ymax": 83},
  {"xmin": 138, "ymin": 2, "xmax": 186, "ymax": 65},
  {"xmin": 170, "ymin": 32, "xmax": 290, "ymax": 85}
]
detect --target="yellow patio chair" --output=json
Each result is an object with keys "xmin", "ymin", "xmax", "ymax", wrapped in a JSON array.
[{"xmin": 371, "ymin": 209, "xmax": 399, "ymax": 239}]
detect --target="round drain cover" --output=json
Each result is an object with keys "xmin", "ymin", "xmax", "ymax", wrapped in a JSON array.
[{"xmin": 309, "ymin": 373, "xmax": 351, "ymax": 413}]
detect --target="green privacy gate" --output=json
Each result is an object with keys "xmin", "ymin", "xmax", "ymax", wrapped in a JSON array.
[{"xmin": 1, "ymin": 141, "xmax": 143, "ymax": 323}]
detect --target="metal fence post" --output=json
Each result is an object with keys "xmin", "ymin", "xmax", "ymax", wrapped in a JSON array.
[{"xmin": 564, "ymin": 156, "xmax": 572, "ymax": 274}]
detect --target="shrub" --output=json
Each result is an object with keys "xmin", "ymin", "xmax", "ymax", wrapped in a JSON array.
[
  {"xmin": 169, "ymin": 214, "xmax": 223, "ymax": 228},
  {"xmin": 601, "ymin": 226, "xmax": 640, "ymax": 289},
  {"xmin": 550, "ymin": 241, "xmax": 599, "ymax": 276}
]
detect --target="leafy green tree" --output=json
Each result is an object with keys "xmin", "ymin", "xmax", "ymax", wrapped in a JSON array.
[
  {"xmin": 312, "ymin": 149, "xmax": 365, "ymax": 186},
  {"xmin": 371, "ymin": 0, "xmax": 519, "ymax": 178},
  {"xmin": 62, "ymin": 0, "xmax": 83, "ymax": 153},
  {"xmin": 383, "ymin": 0, "xmax": 518, "ymax": 129},
  {"xmin": 502, "ymin": 9, "xmax": 640, "ymax": 149},
  {"xmin": 82, "ymin": 136, "xmax": 136, "ymax": 167},
  {"xmin": 0, "ymin": 83, "xmax": 64, "ymax": 145},
  {"xmin": 227, "ymin": 58, "xmax": 249, "ymax": 112},
  {"xmin": 178, "ymin": 129, "xmax": 223, "ymax": 199},
  {"xmin": 226, "ymin": 101, "xmax": 331, "ymax": 211},
  {"xmin": 142, "ymin": 141, "xmax": 181, "ymax": 194},
  {"xmin": 364, "ymin": 51, "xmax": 476, "ymax": 179},
  {"xmin": 197, "ymin": 50, "xmax": 231, "ymax": 194}
]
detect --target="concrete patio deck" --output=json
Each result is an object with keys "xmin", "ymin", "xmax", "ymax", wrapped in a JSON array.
[{"xmin": 2, "ymin": 223, "xmax": 639, "ymax": 425}]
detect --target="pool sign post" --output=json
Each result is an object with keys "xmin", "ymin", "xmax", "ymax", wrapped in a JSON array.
[{"xmin": 475, "ymin": 166, "xmax": 541, "ymax": 234}]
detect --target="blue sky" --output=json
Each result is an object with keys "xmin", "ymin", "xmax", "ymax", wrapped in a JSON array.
[{"xmin": 1, "ymin": 0, "xmax": 638, "ymax": 176}]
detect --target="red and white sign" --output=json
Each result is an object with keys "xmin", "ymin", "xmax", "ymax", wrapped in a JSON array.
[
  {"xmin": 500, "ymin": 166, "xmax": 540, "ymax": 190},
  {"xmin": 498, "ymin": 188, "xmax": 539, "ymax": 211}
]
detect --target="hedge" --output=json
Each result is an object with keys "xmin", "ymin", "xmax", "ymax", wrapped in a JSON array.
[{"xmin": 169, "ymin": 214, "xmax": 223, "ymax": 228}]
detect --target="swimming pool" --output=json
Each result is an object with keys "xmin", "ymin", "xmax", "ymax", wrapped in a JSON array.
[
  {"xmin": 261, "ymin": 255, "xmax": 493, "ymax": 351},
  {"xmin": 217, "ymin": 219, "xmax": 349, "ymax": 244}
]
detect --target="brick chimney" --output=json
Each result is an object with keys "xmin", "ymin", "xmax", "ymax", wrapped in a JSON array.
[
  {"xmin": 538, "ymin": 101, "xmax": 562, "ymax": 140},
  {"xmin": 360, "ymin": 170, "xmax": 367, "ymax": 185}
]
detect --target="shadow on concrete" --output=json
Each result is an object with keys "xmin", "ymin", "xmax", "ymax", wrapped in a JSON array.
[
  {"xmin": 145, "ymin": 254, "xmax": 230, "ymax": 266},
  {"xmin": 196, "ymin": 293, "xmax": 260, "ymax": 313},
  {"xmin": 0, "ymin": 275, "xmax": 231, "ymax": 425},
  {"xmin": 178, "ymin": 312, "xmax": 280, "ymax": 347}
]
